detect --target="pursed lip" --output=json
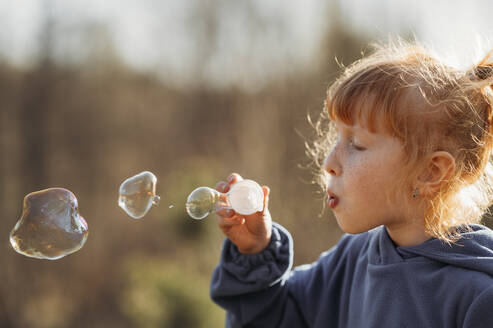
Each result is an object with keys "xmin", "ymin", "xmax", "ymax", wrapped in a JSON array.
[{"xmin": 327, "ymin": 189, "xmax": 339, "ymax": 209}]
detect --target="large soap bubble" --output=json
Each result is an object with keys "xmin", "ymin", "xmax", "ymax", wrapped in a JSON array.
[
  {"xmin": 186, "ymin": 179, "xmax": 264, "ymax": 220},
  {"xmin": 119, "ymin": 171, "xmax": 160, "ymax": 219},
  {"xmin": 9, "ymin": 188, "xmax": 89, "ymax": 260}
]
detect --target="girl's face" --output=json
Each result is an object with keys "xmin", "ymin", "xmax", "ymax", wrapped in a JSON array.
[{"xmin": 324, "ymin": 120, "xmax": 409, "ymax": 234}]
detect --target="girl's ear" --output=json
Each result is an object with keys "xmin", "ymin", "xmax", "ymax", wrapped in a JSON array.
[{"xmin": 418, "ymin": 151, "xmax": 456, "ymax": 194}]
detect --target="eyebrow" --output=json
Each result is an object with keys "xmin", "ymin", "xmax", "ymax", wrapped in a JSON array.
[{"xmin": 335, "ymin": 122, "xmax": 372, "ymax": 137}]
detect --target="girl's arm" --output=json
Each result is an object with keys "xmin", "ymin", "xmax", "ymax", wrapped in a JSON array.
[
  {"xmin": 211, "ymin": 174, "xmax": 348, "ymax": 326},
  {"xmin": 210, "ymin": 222, "xmax": 309, "ymax": 327},
  {"xmin": 211, "ymin": 220, "xmax": 357, "ymax": 327}
]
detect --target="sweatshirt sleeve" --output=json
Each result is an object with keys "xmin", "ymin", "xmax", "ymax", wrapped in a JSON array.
[
  {"xmin": 210, "ymin": 222, "xmax": 307, "ymax": 327},
  {"xmin": 463, "ymin": 285, "xmax": 493, "ymax": 328}
]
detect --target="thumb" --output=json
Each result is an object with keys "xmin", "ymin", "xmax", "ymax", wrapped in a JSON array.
[{"xmin": 262, "ymin": 186, "xmax": 270, "ymax": 213}]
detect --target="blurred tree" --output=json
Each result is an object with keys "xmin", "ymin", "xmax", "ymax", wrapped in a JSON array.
[
  {"xmin": 18, "ymin": 2, "xmax": 57, "ymax": 192},
  {"xmin": 121, "ymin": 257, "xmax": 224, "ymax": 328},
  {"xmin": 0, "ymin": 1, "xmax": 374, "ymax": 327}
]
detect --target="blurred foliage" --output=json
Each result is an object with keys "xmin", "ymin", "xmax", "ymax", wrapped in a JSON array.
[
  {"xmin": 0, "ymin": 1, "xmax": 372, "ymax": 327},
  {"xmin": 121, "ymin": 257, "xmax": 224, "ymax": 328},
  {"xmin": 159, "ymin": 159, "xmax": 224, "ymax": 240}
]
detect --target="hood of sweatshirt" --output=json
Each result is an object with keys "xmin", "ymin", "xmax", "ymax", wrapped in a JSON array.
[{"xmin": 392, "ymin": 224, "xmax": 493, "ymax": 277}]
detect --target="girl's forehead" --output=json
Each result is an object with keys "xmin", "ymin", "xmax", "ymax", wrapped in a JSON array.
[
  {"xmin": 333, "ymin": 120, "xmax": 364, "ymax": 132},
  {"xmin": 332, "ymin": 118, "xmax": 405, "ymax": 152},
  {"xmin": 332, "ymin": 117, "xmax": 387, "ymax": 136}
]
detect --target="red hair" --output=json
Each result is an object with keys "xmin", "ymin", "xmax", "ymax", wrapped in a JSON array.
[{"xmin": 307, "ymin": 40, "xmax": 493, "ymax": 242}]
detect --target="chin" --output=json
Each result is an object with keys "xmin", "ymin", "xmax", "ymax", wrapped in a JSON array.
[
  {"xmin": 340, "ymin": 226, "xmax": 367, "ymax": 234},
  {"xmin": 335, "ymin": 217, "xmax": 370, "ymax": 235}
]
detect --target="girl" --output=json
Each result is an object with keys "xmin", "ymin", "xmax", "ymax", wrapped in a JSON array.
[{"xmin": 211, "ymin": 41, "xmax": 493, "ymax": 327}]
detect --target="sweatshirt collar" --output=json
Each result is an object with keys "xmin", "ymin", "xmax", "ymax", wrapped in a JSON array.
[{"xmin": 367, "ymin": 226, "xmax": 405, "ymax": 265}]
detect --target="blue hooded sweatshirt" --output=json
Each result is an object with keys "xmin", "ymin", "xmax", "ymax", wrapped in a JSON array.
[{"xmin": 210, "ymin": 222, "xmax": 493, "ymax": 327}]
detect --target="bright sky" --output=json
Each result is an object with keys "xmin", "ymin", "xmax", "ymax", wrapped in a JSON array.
[
  {"xmin": 1, "ymin": 0, "xmax": 493, "ymax": 87},
  {"xmin": 339, "ymin": 0, "xmax": 493, "ymax": 69}
]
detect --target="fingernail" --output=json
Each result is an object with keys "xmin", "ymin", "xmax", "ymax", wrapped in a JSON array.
[{"xmin": 227, "ymin": 175, "xmax": 234, "ymax": 183}]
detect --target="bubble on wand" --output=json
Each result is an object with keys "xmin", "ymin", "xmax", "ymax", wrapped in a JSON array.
[
  {"xmin": 118, "ymin": 171, "xmax": 160, "ymax": 219},
  {"xmin": 186, "ymin": 187, "xmax": 220, "ymax": 220},
  {"xmin": 186, "ymin": 179, "xmax": 264, "ymax": 220},
  {"xmin": 9, "ymin": 188, "xmax": 89, "ymax": 260}
]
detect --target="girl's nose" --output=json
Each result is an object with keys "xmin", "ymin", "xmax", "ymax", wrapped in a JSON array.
[{"xmin": 324, "ymin": 148, "xmax": 341, "ymax": 177}]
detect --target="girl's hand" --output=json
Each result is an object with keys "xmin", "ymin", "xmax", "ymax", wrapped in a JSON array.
[{"xmin": 215, "ymin": 173, "xmax": 272, "ymax": 254}]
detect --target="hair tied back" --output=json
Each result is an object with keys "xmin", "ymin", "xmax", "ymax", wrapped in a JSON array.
[
  {"xmin": 473, "ymin": 65, "xmax": 493, "ymax": 81},
  {"xmin": 469, "ymin": 49, "xmax": 493, "ymax": 82}
]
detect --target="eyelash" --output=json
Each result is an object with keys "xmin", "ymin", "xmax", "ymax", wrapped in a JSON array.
[
  {"xmin": 333, "ymin": 130, "xmax": 366, "ymax": 151},
  {"xmin": 349, "ymin": 138, "xmax": 365, "ymax": 151}
]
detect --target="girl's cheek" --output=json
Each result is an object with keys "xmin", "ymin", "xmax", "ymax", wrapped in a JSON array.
[
  {"xmin": 344, "ymin": 150, "xmax": 365, "ymax": 168},
  {"xmin": 344, "ymin": 155, "xmax": 373, "ymax": 183}
]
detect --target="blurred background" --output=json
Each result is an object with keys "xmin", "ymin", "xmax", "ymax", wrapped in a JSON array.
[{"xmin": 1, "ymin": 0, "xmax": 493, "ymax": 327}]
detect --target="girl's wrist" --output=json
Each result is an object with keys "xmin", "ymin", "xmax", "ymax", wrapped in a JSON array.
[{"xmin": 238, "ymin": 236, "xmax": 272, "ymax": 254}]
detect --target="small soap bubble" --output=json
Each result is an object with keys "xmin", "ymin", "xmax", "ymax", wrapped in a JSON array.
[
  {"xmin": 9, "ymin": 188, "xmax": 89, "ymax": 260},
  {"xmin": 119, "ymin": 171, "xmax": 160, "ymax": 219},
  {"xmin": 186, "ymin": 187, "xmax": 220, "ymax": 220},
  {"xmin": 169, "ymin": 205, "xmax": 174, "ymax": 209},
  {"xmin": 185, "ymin": 179, "xmax": 264, "ymax": 220}
]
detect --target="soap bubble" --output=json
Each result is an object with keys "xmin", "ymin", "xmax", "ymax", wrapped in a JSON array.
[
  {"xmin": 186, "ymin": 179, "xmax": 264, "ymax": 220},
  {"xmin": 9, "ymin": 188, "xmax": 89, "ymax": 260},
  {"xmin": 119, "ymin": 171, "xmax": 160, "ymax": 219},
  {"xmin": 186, "ymin": 187, "xmax": 220, "ymax": 220}
]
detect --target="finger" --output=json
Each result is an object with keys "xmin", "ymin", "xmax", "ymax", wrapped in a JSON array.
[
  {"xmin": 215, "ymin": 202, "xmax": 235, "ymax": 218},
  {"xmin": 216, "ymin": 181, "xmax": 228, "ymax": 193},
  {"xmin": 262, "ymin": 186, "xmax": 270, "ymax": 213},
  {"xmin": 217, "ymin": 214, "xmax": 245, "ymax": 229},
  {"xmin": 227, "ymin": 173, "xmax": 243, "ymax": 187}
]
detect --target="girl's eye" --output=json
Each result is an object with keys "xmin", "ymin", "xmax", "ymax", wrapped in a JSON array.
[{"xmin": 349, "ymin": 138, "xmax": 366, "ymax": 151}]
